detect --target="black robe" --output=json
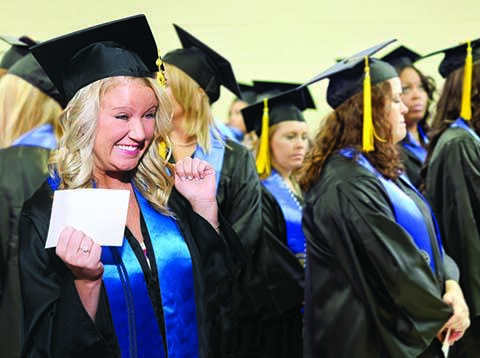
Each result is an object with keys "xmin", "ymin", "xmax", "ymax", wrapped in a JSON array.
[
  {"xmin": 200, "ymin": 139, "xmax": 305, "ymax": 357},
  {"xmin": 0, "ymin": 145, "xmax": 51, "ymax": 358},
  {"xmin": 18, "ymin": 181, "xmax": 246, "ymax": 358},
  {"xmin": 425, "ymin": 125, "xmax": 480, "ymax": 357},
  {"xmin": 400, "ymin": 143, "xmax": 424, "ymax": 190},
  {"xmin": 303, "ymin": 154, "xmax": 452, "ymax": 358}
]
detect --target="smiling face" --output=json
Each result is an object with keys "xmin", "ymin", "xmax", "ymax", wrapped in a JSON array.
[
  {"xmin": 93, "ymin": 78, "xmax": 157, "ymax": 179},
  {"xmin": 386, "ymin": 77, "xmax": 408, "ymax": 144},
  {"xmin": 270, "ymin": 120, "xmax": 309, "ymax": 176},
  {"xmin": 399, "ymin": 67, "xmax": 429, "ymax": 127}
]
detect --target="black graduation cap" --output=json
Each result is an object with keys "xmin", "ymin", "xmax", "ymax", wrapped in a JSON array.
[
  {"xmin": 304, "ymin": 39, "xmax": 398, "ymax": 109},
  {"xmin": 303, "ymin": 39, "xmax": 398, "ymax": 152},
  {"xmin": 29, "ymin": 14, "xmax": 159, "ymax": 103},
  {"xmin": 422, "ymin": 38, "xmax": 480, "ymax": 78},
  {"xmin": 252, "ymin": 80, "xmax": 301, "ymax": 97},
  {"xmin": 242, "ymin": 85, "xmax": 316, "ymax": 136},
  {"xmin": 0, "ymin": 35, "xmax": 37, "ymax": 70},
  {"xmin": 162, "ymin": 24, "xmax": 242, "ymax": 104},
  {"xmin": 8, "ymin": 53, "xmax": 66, "ymax": 108},
  {"xmin": 238, "ymin": 83, "xmax": 257, "ymax": 104},
  {"xmin": 381, "ymin": 45, "xmax": 422, "ymax": 71}
]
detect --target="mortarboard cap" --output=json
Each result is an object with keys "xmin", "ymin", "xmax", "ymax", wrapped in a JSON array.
[
  {"xmin": 241, "ymin": 86, "xmax": 315, "ymax": 178},
  {"xmin": 252, "ymin": 80, "xmax": 301, "ymax": 97},
  {"xmin": 29, "ymin": 14, "xmax": 159, "ymax": 103},
  {"xmin": 8, "ymin": 53, "xmax": 66, "ymax": 108},
  {"xmin": 381, "ymin": 45, "xmax": 422, "ymax": 71},
  {"xmin": 304, "ymin": 39, "xmax": 398, "ymax": 109},
  {"xmin": 0, "ymin": 35, "xmax": 37, "ymax": 70},
  {"xmin": 242, "ymin": 85, "xmax": 315, "ymax": 136},
  {"xmin": 162, "ymin": 24, "xmax": 241, "ymax": 104},
  {"xmin": 303, "ymin": 39, "xmax": 398, "ymax": 152},
  {"xmin": 238, "ymin": 83, "xmax": 257, "ymax": 104},
  {"xmin": 422, "ymin": 38, "xmax": 480, "ymax": 78}
]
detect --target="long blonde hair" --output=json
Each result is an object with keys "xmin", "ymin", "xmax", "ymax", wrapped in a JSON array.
[
  {"xmin": 52, "ymin": 76, "xmax": 174, "ymax": 214},
  {"xmin": 164, "ymin": 63, "xmax": 213, "ymax": 151},
  {"xmin": 0, "ymin": 74, "xmax": 62, "ymax": 148}
]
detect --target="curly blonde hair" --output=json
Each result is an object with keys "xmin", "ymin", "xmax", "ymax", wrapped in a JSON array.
[
  {"xmin": 0, "ymin": 74, "xmax": 62, "ymax": 148},
  {"xmin": 52, "ymin": 76, "xmax": 174, "ymax": 214}
]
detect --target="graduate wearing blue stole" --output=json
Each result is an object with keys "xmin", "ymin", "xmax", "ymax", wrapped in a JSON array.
[
  {"xmin": 300, "ymin": 41, "xmax": 467, "ymax": 358},
  {"xmin": 17, "ymin": 15, "xmax": 246, "ymax": 358}
]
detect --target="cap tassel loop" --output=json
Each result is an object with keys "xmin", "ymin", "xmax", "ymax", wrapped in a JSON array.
[
  {"xmin": 156, "ymin": 55, "xmax": 167, "ymax": 88},
  {"xmin": 362, "ymin": 56, "xmax": 375, "ymax": 152},
  {"xmin": 460, "ymin": 40, "xmax": 473, "ymax": 121},
  {"xmin": 256, "ymin": 98, "xmax": 271, "ymax": 179}
]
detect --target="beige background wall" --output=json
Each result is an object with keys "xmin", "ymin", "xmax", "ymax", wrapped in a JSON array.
[{"xmin": 1, "ymin": 0, "xmax": 479, "ymax": 134}]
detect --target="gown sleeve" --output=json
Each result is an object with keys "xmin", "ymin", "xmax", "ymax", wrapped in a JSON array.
[
  {"xmin": 425, "ymin": 133, "xmax": 480, "ymax": 316},
  {"xmin": 18, "ymin": 183, "xmax": 119, "ymax": 358},
  {"xmin": 304, "ymin": 172, "xmax": 451, "ymax": 357}
]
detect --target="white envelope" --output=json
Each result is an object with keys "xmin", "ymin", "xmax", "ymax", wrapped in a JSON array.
[{"xmin": 45, "ymin": 188, "xmax": 130, "ymax": 248}]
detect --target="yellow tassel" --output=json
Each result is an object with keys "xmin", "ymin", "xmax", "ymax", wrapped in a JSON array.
[
  {"xmin": 460, "ymin": 40, "xmax": 473, "ymax": 120},
  {"xmin": 256, "ymin": 98, "xmax": 271, "ymax": 178},
  {"xmin": 158, "ymin": 140, "xmax": 168, "ymax": 160},
  {"xmin": 156, "ymin": 55, "xmax": 167, "ymax": 88},
  {"xmin": 363, "ymin": 56, "xmax": 375, "ymax": 152}
]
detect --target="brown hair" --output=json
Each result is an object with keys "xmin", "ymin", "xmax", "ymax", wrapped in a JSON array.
[
  {"xmin": 423, "ymin": 61, "xmax": 480, "ymax": 173},
  {"xmin": 299, "ymin": 80, "xmax": 403, "ymax": 192}
]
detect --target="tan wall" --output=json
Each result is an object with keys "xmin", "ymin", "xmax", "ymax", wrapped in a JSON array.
[{"xmin": 2, "ymin": 0, "xmax": 479, "ymax": 135}]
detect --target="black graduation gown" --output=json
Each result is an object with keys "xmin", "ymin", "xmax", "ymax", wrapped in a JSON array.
[
  {"xmin": 400, "ymin": 143, "xmax": 424, "ymax": 190},
  {"xmin": 213, "ymin": 139, "xmax": 305, "ymax": 357},
  {"xmin": 0, "ymin": 145, "xmax": 51, "ymax": 358},
  {"xmin": 425, "ymin": 126, "xmax": 480, "ymax": 357},
  {"xmin": 18, "ymin": 181, "xmax": 246, "ymax": 358},
  {"xmin": 303, "ymin": 154, "xmax": 452, "ymax": 358}
]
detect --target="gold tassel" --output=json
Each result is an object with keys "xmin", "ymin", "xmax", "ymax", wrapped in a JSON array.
[
  {"xmin": 158, "ymin": 140, "xmax": 168, "ymax": 160},
  {"xmin": 156, "ymin": 55, "xmax": 167, "ymax": 88},
  {"xmin": 460, "ymin": 40, "xmax": 473, "ymax": 120},
  {"xmin": 256, "ymin": 98, "xmax": 271, "ymax": 178},
  {"xmin": 363, "ymin": 56, "xmax": 375, "ymax": 152}
]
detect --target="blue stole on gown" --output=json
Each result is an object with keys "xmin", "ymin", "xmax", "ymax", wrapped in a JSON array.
[
  {"xmin": 451, "ymin": 117, "xmax": 480, "ymax": 142},
  {"xmin": 401, "ymin": 124, "xmax": 428, "ymax": 163},
  {"xmin": 262, "ymin": 170, "xmax": 306, "ymax": 264},
  {"xmin": 339, "ymin": 149, "xmax": 443, "ymax": 273},
  {"xmin": 11, "ymin": 123, "xmax": 57, "ymax": 149},
  {"xmin": 47, "ymin": 176, "xmax": 199, "ymax": 358},
  {"xmin": 193, "ymin": 126, "xmax": 226, "ymax": 189}
]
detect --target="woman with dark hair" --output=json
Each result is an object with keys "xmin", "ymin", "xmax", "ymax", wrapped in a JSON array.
[
  {"xmin": 423, "ymin": 39, "xmax": 480, "ymax": 358},
  {"xmin": 300, "ymin": 40, "xmax": 469, "ymax": 358},
  {"xmin": 382, "ymin": 46, "xmax": 436, "ymax": 188}
]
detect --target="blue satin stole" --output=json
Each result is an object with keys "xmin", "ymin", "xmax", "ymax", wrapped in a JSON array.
[
  {"xmin": 193, "ymin": 126, "xmax": 226, "ymax": 189},
  {"xmin": 451, "ymin": 117, "xmax": 480, "ymax": 142},
  {"xmin": 47, "ymin": 175, "xmax": 199, "ymax": 358},
  {"xmin": 339, "ymin": 149, "xmax": 443, "ymax": 273},
  {"xmin": 11, "ymin": 123, "xmax": 57, "ymax": 149},
  {"xmin": 262, "ymin": 170, "xmax": 306, "ymax": 263},
  {"xmin": 401, "ymin": 124, "xmax": 428, "ymax": 163}
]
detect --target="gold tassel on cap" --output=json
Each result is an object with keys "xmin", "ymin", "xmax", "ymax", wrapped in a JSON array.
[
  {"xmin": 156, "ymin": 55, "xmax": 167, "ymax": 88},
  {"xmin": 256, "ymin": 98, "xmax": 271, "ymax": 179},
  {"xmin": 362, "ymin": 56, "xmax": 375, "ymax": 152},
  {"xmin": 460, "ymin": 40, "xmax": 473, "ymax": 120}
]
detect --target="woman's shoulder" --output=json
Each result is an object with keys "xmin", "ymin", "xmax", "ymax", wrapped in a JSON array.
[{"xmin": 21, "ymin": 180, "xmax": 54, "ymax": 220}]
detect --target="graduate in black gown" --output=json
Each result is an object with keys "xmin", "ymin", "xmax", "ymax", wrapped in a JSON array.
[
  {"xmin": 18, "ymin": 15, "xmax": 246, "ymax": 358},
  {"xmin": 162, "ymin": 25, "xmax": 304, "ymax": 357},
  {"xmin": 382, "ymin": 45, "xmax": 436, "ymax": 189},
  {"xmin": 0, "ymin": 46, "xmax": 64, "ymax": 358},
  {"xmin": 423, "ymin": 38, "xmax": 480, "ymax": 358},
  {"xmin": 299, "ymin": 40, "xmax": 470, "ymax": 358},
  {"xmin": 0, "ymin": 35, "xmax": 36, "ymax": 78}
]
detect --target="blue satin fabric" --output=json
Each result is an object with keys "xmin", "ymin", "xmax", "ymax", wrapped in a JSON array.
[
  {"xmin": 451, "ymin": 117, "xmax": 480, "ymax": 142},
  {"xmin": 262, "ymin": 170, "xmax": 306, "ymax": 264},
  {"xmin": 401, "ymin": 124, "xmax": 429, "ymax": 163},
  {"xmin": 134, "ymin": 188, "xmax": 199, "ymax": 358},
  {"xmin": 11, "ymin": 123, "xmax": 57, "ymax": 149},
  {"xmin": 340, "ymin": 149, "xmax": 443, "ymax": 273},
  {"xmin": 193, "ymin": 126, "xmax": 226, "ymax": 189}
]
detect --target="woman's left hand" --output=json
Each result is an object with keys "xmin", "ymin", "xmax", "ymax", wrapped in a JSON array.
[
  {"xmin": 437, "ymin": 280, "xmax": 470, "ymax": 345},
  {"xmin": 174, "ymin": 157, "xmax": 217, "ymax": 205}
]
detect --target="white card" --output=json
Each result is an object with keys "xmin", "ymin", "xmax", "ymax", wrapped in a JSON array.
[{"xmin": 45, "ymin": 189, "xmax": 130, "ymax": 248}]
